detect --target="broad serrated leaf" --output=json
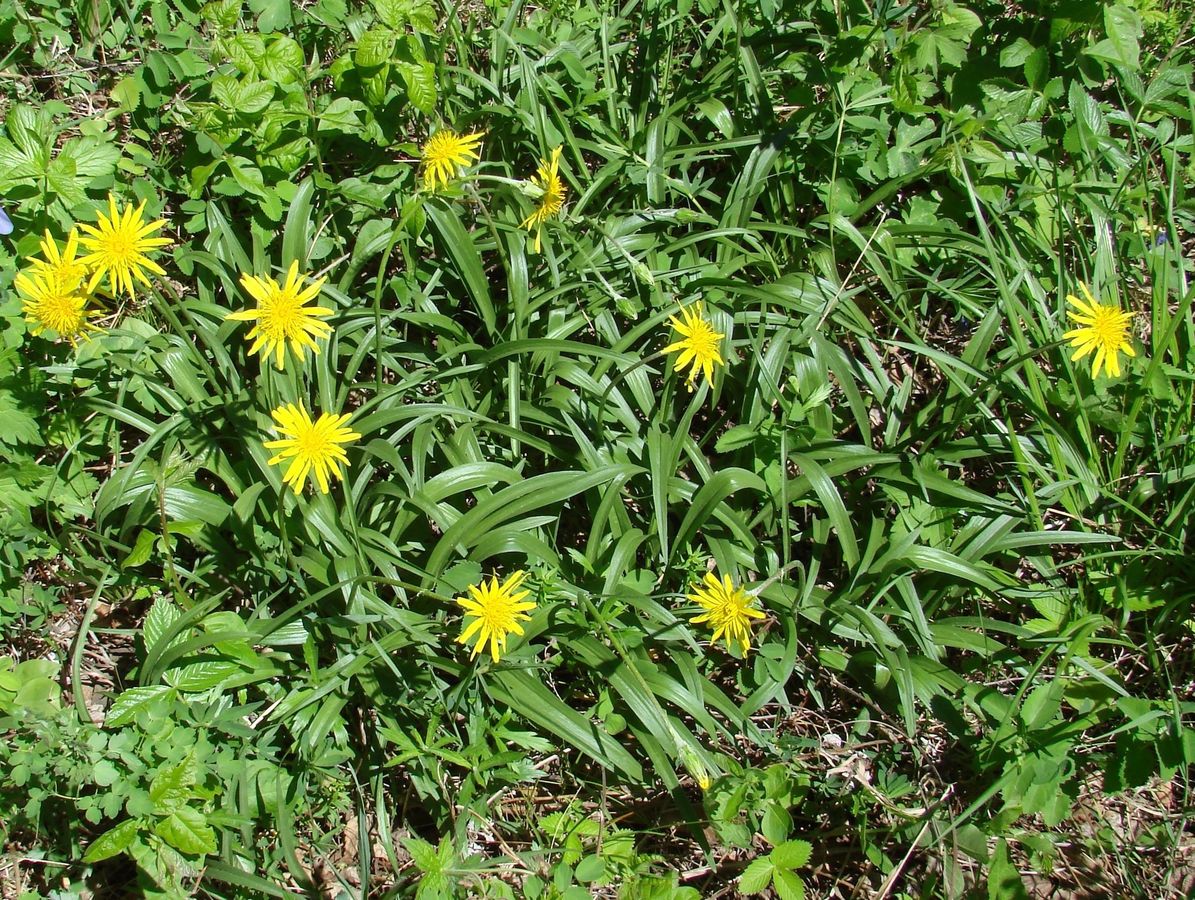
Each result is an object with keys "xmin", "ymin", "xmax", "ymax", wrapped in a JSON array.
[
  {"xmin": 987, "ymin": 838, "xmax": 1030, "ymax": 899},
  {"xmin": 356, "ymin": 26, "xmax": 397, "ymax": 69},
  {"xmin": 773, "ymin": 868, "xmax": 806, "ymax": 900},
  {"xmin": 105, "ymin": 684, "xmax": 172, "ymax": 727},
  {"xmin": 143, "ymin": 596, "xmax": 183, "ymax": 654},
  {"xmin": 762, "ymin": 800, "xmax": 792, "ymax": 846},
  {"xmin": 223, "ymin": 32, "xmax": 266, "ymax": 76},
  {"xmin": 165, "ymin": 658, "xmax": 245, "ymax": 691},
  {"xmin": 60, "ymin": 135, "xmax": 120, "ymax": 178},
  {"xmin": 772, "ymin": 840, "xmax": 812, "ymax": 869},
  {"xmin": 260, "ymin": 35, "xmax": 304, "ymax": 83},
  {"xmin": 406, "ymin": 0, "xmax": 436, "ymax": 32},
  {"xmin": 0, "ymin": 394, "xmax": 40, "ymax": 446},
  {"xmin": 47, "ymin": 155, "xmax": 86, "ymax": 205},
  {"xmin": 404, "ymin": 836, "xmax": 439, "ymax": 871},
  {"xmin": 399, "ymin": 60, "xmax": 436, "ymax": 114},
  {"xmin": 237, "ymin": 80, "xmax": 276, "ymax": 115},
  {"xmin": 738, "ymin": 858, "xmax": 774, "ymax": 894},
  {"xmin": 8, "ymin": 104, "xmax": 50, "ymax": 157},
  {"xmin": 210, "ymin": 74, "xmax": 241, "ymax": 110},
  {"xmin": 0, "ymin": 136, "xmax": 45, "ymax": 184},
  {"xmin": 373, "ymin": 0, "xmax": 409, "ymax": 28}
]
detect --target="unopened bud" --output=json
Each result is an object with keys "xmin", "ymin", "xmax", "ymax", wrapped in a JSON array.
[{"xmin": 631, "ymin": 261, "xmax": 655, "ymax": 286}]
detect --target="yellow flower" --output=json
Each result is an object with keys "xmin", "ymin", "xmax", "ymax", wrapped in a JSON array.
[
  {"xmin": 77, "ymin": 194, "xmax": 171, "ymax": 297},
  {"xmin": 519, "ymin": 146, "xmax": 566, "ymax": 253},
  {"xmin": 686, "ymin": 572, "xmax": 765, "ymax": 655},
  {"xmin": 226, "ymin": 261, "xmax": 333, "ymax": 370},
  {"xmin": 420, "ymin": 128, "xmax": 485, "ymax": 191},
  {"xmin": 662, "ymin": 302, "xmax": 725, "ymax": 389},
  {"xmin": 1063, "ymin": 282, "xmax": 1136, "ymax": 378},
  {"xmin": 29, "ymin": 228, "xmax": 89, "ymax": 288},
  {"xmin": 456, "ymin": 570, "xmax": 536, "ymax": 663},
  {"xmin": 15, "ymin": 266, "xmax": 102, "ymax": 346},
  {"xmin": 263, "ymin": 402, "xmax": 361, "ymax": 495}
]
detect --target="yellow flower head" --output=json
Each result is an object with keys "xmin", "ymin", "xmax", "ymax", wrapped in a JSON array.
[
  {"xmin": 456, "ymin": 570, "xmax": 536, "ymax": 663},
  {"xmin": 420, "ymin": 128, "xmax": 485, "ymax": 192},
  {"xmin": 662, "ymin": 302, "xmax": 725, "ymax": 389},
  {"xmin": 29, "ymin": 228, "xmax": 89, "ymax": 288},
  {"xmin": 15, "ymin": 266, "xmax": 102, "ymax": 346},
  {"xmin": 77, "ymin": 194, "xmax": 171, "ymax": 298},
  {"xmin": 1063, "ymin": 282, "xmax": 1136, "ymax": 379},
  {"xmin": 519, "ymin": 146, "xmax": 566, "ymax": 253},
  {"xmin": 686, "ymin": 572, "xmax": 765, "ymax": 655},
  {"xmin": 264, "ymin": 402, "xmax": 361, "ymax": 495},
  {"xmin": 226, "ymin": 261, "xmax": 333, "ymax": 370}
]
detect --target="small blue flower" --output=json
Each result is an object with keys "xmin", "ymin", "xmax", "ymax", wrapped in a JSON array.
[{"xmin": 0, "ymin": 205, "xmax": 12, "ymax": 236}]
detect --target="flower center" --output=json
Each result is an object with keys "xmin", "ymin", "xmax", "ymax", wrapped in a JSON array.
[
  {"xmin": 427, "ymin": 134, "xmax": 455, "ymax": 160},
  {"xmin": 262, "ymin": 290, "xmax": 303, "ymax": 336},
  {"xmin": 479, "ymin": 597, "xmax": 516, "ymax": 629},
  {"xmin": 39, "ymin": 293, "xmax": 83, "ymax": 334},
  {"xmin": 295, "ymin": 428, "xmax": 331, "ymax": 459},
  {"xmin": 687, "ymin": 322, "xmax": 720, "ymax": 354},
  {"xmin": 103, "ymin": 231, "xmax": 137, "ymax": 262},
  {"xmin": 1089, "ymin": 307, "xmax": 1124, "ymax": 344}
]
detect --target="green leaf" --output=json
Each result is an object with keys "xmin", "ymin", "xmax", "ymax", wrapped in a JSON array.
[
  {"xmin": 1021, "ymin": 680, "xmax": 1063, "ymax": 731},
  {"xmin": 404, "ymin": 836, "xmax": 440, "ymax": 871},
  {"xmin": 0, "ymin": 136, "xmax": 45, "ymax": 183},
  {"xmin": 47, "ymin": 154, "xmax": 86, "ymax": 205},
  {"xmin": 363, "ymin": 67, "xmax": 392, "ymax": 107},
  {"xmin": 574, "ymin": 854, "xmax": 605, "ymax": 883},
  {"xmin": 123, "ymin": 529, "xmax": 157, "ymax": 569},
  {"xmin": 143, "ymin": 596, "xmax": 182, "ymax": 654},
  {"xmin": 154, "ymin": 807, "xmax": 217, "ymax": 856},
  {"xmin": 255, "ymin": 0, "xmax": 293, "ymax": 33},
  {"xmin": 399, "ymin": 60, "xmax": 436, "ymax": 114},
  {"xmin": 61, "ymin": 135, "xmax": 120, "ymax": 178},
  {"xmin": 150, "ymin": 755, "xmax": 198, "ymax": 814},
  {"xmin": 166, "ymin": 658, "xmax": 247, "ymax": 691},
  {"xmin": 486, "ymin": 669, "xmax": 643, "ymax": 782},
  {"xmin": 772, "ymin": 840, "xmax": 812, "ymax": 870},
  {"xmin": 260, "ymin": 35, "xmax": 304, "ymax": 83},
  {"xmin": 791, "ymin": 453, "xmax": 859, "ymax": 568},
  {"xmin": 987, "ymin": 838, "xmax": 1030, "ymax": 900},
  {"xmin": 83, "ymin": 818, "xmax": 142, "ymax": 862},
  {"xmin": 223, "ymin": 32, "xmax": 267, "ymax": 77},
  {"xmin": 228, "ymin": 155, "xmax": 267, "ymax": 197},
  {"xmin": 738, "ymin": 858, "xmax": 774, "ymax": 894},
  {"xmin": 714, "ymin": 423, "xmax": 758, "ymax": 453},
  {"xmin": 105, "ymin": 684, "xmax": 172, "ymax": 727},
  {"xmin": 237, "ymin": 81, "xmax": 276, "ymax": 115},
  {"xmin": 761, "ymin": 801, "xmax": 792, "ymax": 846},
  {"xmin": 318, "ymin": 97, "xmax": 367, "ymax": 134},
  {"xmin": 670, "ymin": 468, "xmax": 765, "ymax": 566},
  {"xmin": 0, "ymin": 394, "xmax": 41, "ymax": 446},
  {"xmin": 373, "ymin": 0, "xmax": 409, "ymax": 27},
  {"xmin": 772, "ymin": 868, "xmax": 806, "ymax": 900},
  {"xmin": 1086, "ymin": 4, "xmax": 1141, "ymax": 71},
  {"xmin": 424, "ymin": 466, "xmax": 640, "ymax": 578},
  {"xmin": 356, "ymin": 26, "xmax": 397, "ymax": 69},
  {"xmin": 8, "ymin": 104, "xmax": 50, "ymax": 157},
  {"xmin": 93, "ymin": 759, "xmax": 120, "ymax": 787}
]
